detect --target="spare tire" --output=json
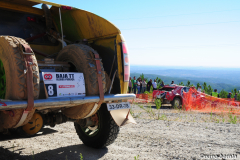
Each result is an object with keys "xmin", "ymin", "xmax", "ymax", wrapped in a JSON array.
[
  {"xmin": 0, "ymin": 36, "xmax": 40, "ymax": 129},
  {"xmin": 56, "ymin": 44, "xmax": 108, "ymax": 119}
]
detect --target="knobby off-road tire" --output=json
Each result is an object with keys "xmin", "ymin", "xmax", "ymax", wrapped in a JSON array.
[
  {"xmin": 74, "ymin": 104, "xmax": 120, "ymax": 148},
  {"xmin": 0, "ymin": 36, "xmax": 40, "ymax": 129},
  {"xmin": 56, "ymin": 44, "xmax": 108, "ymax": 119}
]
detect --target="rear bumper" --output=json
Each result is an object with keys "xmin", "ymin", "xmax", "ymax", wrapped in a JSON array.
[{"xmin": 0, "ymin": 94, "xmax": 136, "ymax": 111}]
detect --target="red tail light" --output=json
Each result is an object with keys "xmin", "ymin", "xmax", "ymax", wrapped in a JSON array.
[
  {"xmin": 27, "ymin": 17, "xmax": 36, "ymax": 22},
  {"xmin": 122, "ymin": 42, "xmax": 130, "ymax": 81},
  {"xmin": 122, "ymin": 42, "xmax": 128, "ymax": 54},
  {"xmin": 61, "ymin": 6, "xmax": 72, "ymax": 10},
  {"xmin": 124, "ymin": 65, "xmax": 129, "ymax": 81}
]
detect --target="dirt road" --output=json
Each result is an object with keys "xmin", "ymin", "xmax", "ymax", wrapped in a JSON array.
[{"xmin": 0, "ymin": 104, "xmax": 240, "ymax": 160}]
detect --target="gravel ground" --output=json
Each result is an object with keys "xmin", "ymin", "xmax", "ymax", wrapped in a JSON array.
[{"xmin": 0, "ymin": 104, "xmax": 240, "ymax": 160}]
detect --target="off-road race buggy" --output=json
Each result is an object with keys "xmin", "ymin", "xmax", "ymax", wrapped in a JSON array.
[{"xmin": 0, "ymin": 0, "xmax": 135, "ymax": 148}]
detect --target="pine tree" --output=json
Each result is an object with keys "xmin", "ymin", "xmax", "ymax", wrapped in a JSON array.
[
  {"xmin": 179, "ymin": 82, "xmax": 184, "ymax": 86},
  {"xmin": 207, "ymin": 85, "xmax": 213, "ymax": 95},
  {"xmin": 234, "ymin": 88, "xmax": 237, "ymax": 94},
  {"xmin": 155, "ymin": 77, "xmax": 162, "ymax": 89},
  {"xmin": 203, "ymin": 82, "xmax": 208, "ymax": 93},
  {"xmin": 186, "ymin": 80, "xmax": 191, "ymax": 87},
  {"xmin": 219, "ymin": 89, "xmax": 228, "ymax": 98},
  {"xmin": 197, "ymin": 83, "xmax": 200, "ymax": 89}
]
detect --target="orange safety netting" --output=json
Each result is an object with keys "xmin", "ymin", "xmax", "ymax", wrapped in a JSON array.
[
  {"xmin": 182, "ymin": 88, "xmax": 240, "ymax": 114},
  {"xmin": 128, "ymin": 93, "xmax": 154, "ymax": 104}
]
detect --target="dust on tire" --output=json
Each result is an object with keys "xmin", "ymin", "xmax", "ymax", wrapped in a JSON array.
[
  {"xmin": 56, "ymin": 44, "xmax": 107, "ymax": 119},
  {"xmin": 0, "ymin": 36, "xmax": 40, "ymax": 129}
]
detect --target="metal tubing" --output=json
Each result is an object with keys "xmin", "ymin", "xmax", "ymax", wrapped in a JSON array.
[
  {"xmin": 109, "ymin": 70, "xmax": 117, "ymax": 94},
  {"xmin": 0, "ymin": 94, "xmax": 135, "ymax": 111},
  {"xmin": 59, "ymin": 8, "xmax": 64, "ymax": 48},
  {"xmin": 25, "ymin": 32, "xmax": 46, "ymax": 42},
  {"xmin": 57, "ymin": 38, "xmax": 67, "ymax": 48}
]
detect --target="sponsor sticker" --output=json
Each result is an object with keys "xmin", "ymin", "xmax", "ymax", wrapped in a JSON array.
[
  {"xmin": 42, "ymin": 72, "xmax": 85, "ymax": 98},
  {"xmin": 59, "ymin": 85, "xmax": 75, "ymax": 88}
]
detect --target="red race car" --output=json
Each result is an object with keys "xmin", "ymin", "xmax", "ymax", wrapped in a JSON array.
[{"xmin": 153, "ymin": 85, "xmax": 190, "ymax": 108}]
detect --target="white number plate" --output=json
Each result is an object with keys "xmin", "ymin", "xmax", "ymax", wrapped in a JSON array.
[{"xmin": 107, "ymin": 102, "xmax": 131, "ymax": 111}]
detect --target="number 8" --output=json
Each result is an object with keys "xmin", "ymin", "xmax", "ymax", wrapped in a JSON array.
[{"xmin": 48, "ymin": 85, "xmax": 54, "ymax": 96}]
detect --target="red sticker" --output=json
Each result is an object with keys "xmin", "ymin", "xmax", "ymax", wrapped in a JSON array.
[
  {"xmin": 44, "ymin": 74, "xmax": 52, "ymax": 80},
  {"xmin": 0, "ymin": 102, "xmax": 7, "ymax": 106},
  {"xmin": 59, "ymin": 85, "xmax": 75, "ymax": 88}
]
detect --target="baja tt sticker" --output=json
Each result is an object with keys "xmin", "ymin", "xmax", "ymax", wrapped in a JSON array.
[{"xmin": 56, "ymin": 73, "xmax": 74, "ymax": 81}]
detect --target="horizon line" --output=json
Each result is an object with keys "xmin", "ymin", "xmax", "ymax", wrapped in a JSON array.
[{"xmin": 130, "ymin": 65, "xmax": 240, "ymax": 69}]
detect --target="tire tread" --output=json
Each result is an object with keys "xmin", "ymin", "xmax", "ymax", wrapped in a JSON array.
[{"xmin": 0, "ymin": 36, "xmax": 39, "ymax": 129}]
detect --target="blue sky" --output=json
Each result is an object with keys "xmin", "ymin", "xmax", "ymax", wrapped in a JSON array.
[{"xmin": 44, "ymin": 0, "xmax": 240, "ymax": 67}]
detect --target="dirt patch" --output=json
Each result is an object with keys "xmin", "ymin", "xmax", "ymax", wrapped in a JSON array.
[{"xmin": 0, "ymin": 104, "xmax": 240, "ymax": 160}]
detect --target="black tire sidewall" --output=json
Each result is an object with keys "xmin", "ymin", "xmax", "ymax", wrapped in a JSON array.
[{"xmin": 74, "ymin": 105, "xmax": 119, "ymax": 148}]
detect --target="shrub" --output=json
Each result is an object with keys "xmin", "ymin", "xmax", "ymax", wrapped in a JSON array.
[{"xmin": 155, "ymin": 98, "xmax": 162, "ymax": 110}]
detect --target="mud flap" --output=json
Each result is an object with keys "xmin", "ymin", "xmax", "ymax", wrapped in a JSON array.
[{"xmin": 110, "ymin": 109, "xmax": 136, "ymax": 126}]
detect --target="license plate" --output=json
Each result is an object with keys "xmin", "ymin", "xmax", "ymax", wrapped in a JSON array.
[{"xmin": 107, "ymin": 102, "xmax": 131, "ymax": 111}]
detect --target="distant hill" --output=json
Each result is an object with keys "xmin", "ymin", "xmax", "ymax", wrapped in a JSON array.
[
  {"xmin": 131, "ymin": 69, "xmax": 240, "ymax": 85},
  {"xmin": 130, "ymin": 65, "xmax": 240, "ymax": 92},
  {"xmin": 130, "ymin": 73, "xmax": 240, "ymax": 92}
]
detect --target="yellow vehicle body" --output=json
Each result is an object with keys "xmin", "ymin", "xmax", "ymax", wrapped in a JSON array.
[
  {"xmin": 0, "ymin": 0, "xmax": 128, "ymax": 94},
  {"xmin": 0, "ymin": 0, "xmax": 135, "ymax": 148}
]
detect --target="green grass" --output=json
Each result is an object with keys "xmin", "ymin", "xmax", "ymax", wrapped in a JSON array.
[
  {"xmin": 158, "ymin": 114, "xmax": 167, "ymax": 120},
  {"xmin": 80, "ymin": 153, "xmax": 83, "ymax": 160},
  {"xmin": 154, "ymin": 98, "xmax": 161, "ymax": 110},
  {"xmin": 228, "ymin": 114, "xmax": 237, "ymax": 124},
  {"xmin": 134, "ymin": 155, "xmax": 139, "ymax": 160}
]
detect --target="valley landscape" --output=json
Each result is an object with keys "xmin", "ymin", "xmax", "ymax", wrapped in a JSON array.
[{"xmin": 130, "ymin": 65, "xmax": 240, "ymax": 92}]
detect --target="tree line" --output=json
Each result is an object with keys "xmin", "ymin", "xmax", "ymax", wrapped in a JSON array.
[{"xmin": 132, "ymin": 73, "xmax": 240, "ymax": 100}]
